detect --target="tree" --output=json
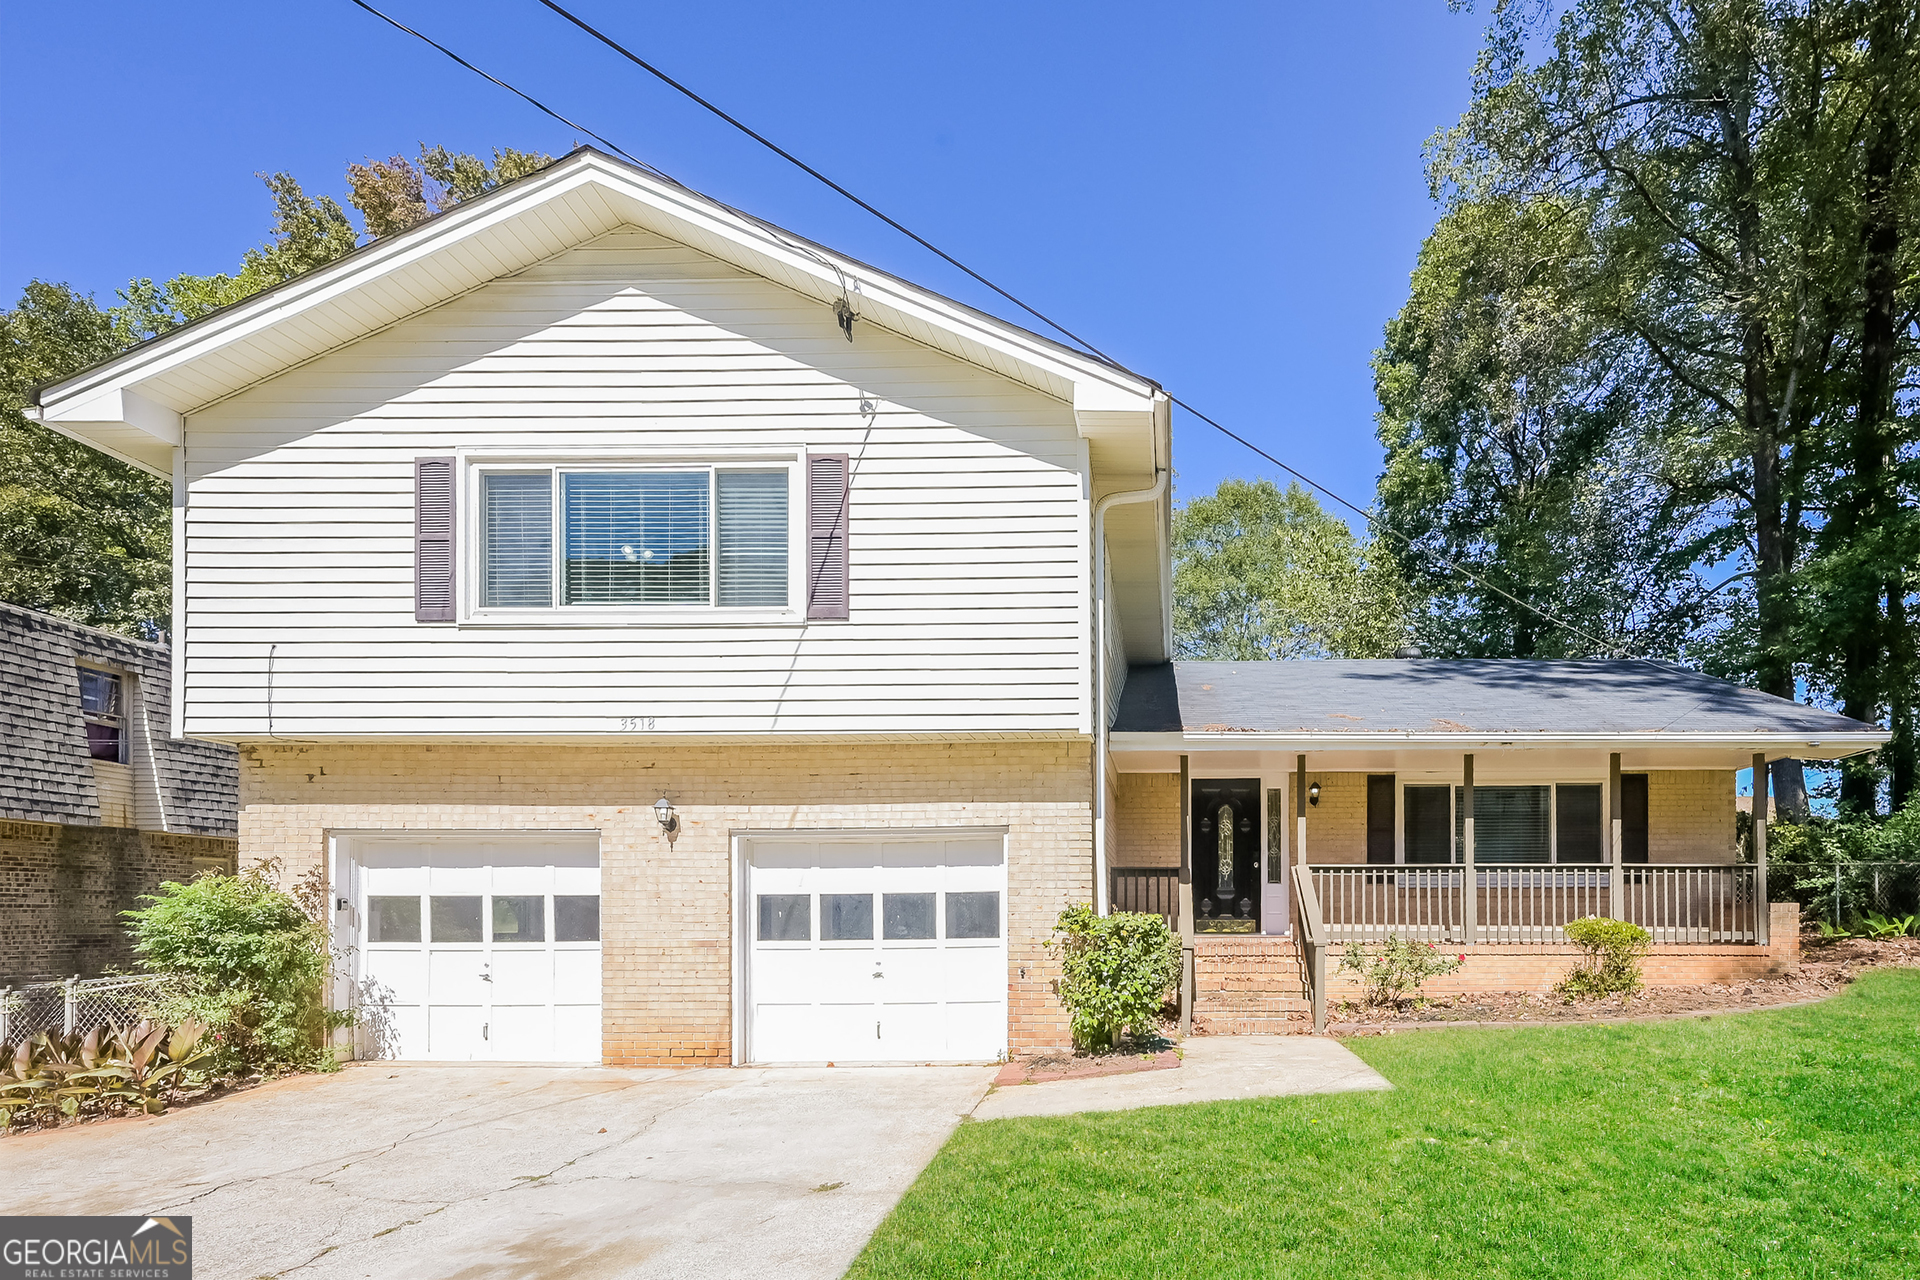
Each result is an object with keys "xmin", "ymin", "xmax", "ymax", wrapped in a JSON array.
[
  {"xmin": 2, "ymin": 145, "xmax": 552, "ymax": 638},
  {"xmin": 347, "ymin": 145, "xmax": 554, "ymax": 239},
  {"xmin": 1173, "ymin": 479, "xmax": 1407, "ymax": 659},
  {"xmin": 1385, "ymin": 0, "xmax": 1920, "ymax": 815},
  {"xmin": 0, "ymin": 283, "xmax": 170, "ymax": 636}
]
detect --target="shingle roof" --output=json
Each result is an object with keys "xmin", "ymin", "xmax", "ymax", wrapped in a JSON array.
[
  {"xmin": 0, "ymin": 603, "xmax": 236, "ymax": 835},
  {"xmin": 1113, "ymin": 660, "xmax": 1876, "ymax": 737}
]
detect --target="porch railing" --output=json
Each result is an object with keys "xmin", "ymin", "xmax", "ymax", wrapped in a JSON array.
[
  {"xmin": 1110, "ymin": 866, "xmax": 1180, "ymax": 926},
  {"xmin": 1310, "ymin": 863, "xmax": 1762, "ymax": 945}
]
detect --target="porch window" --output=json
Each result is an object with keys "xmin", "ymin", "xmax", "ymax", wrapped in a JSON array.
[
  {"xmin": 1555, "ymin": 784, "xmax": 1603, "ymax": 862},
  {"xmin": 1404, "ymin": 786, "xmax": 1451, "ymax": 864},
  {"xmin": 1455, "ymin": 786, "xmax": 1550, "ymax": 863}
]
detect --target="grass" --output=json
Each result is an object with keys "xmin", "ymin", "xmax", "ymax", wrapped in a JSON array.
[{"xmin": 848, "ymin": 969, "xmax": 1920, "ymax": 1279}]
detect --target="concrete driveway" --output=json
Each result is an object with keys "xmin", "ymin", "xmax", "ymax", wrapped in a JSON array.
[{"xmin": 2, "ymin": 1062, "xmax": 996, "ymax": 1280}]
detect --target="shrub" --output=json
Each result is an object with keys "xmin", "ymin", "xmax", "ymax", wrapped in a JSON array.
[
  {"xmin": 1048, "ymin": 905, "xmax": 1182, "ymax": 1053},
  {"xmin": 1337, "ymin": 936, "xmax": 1464, "ymax": 1007},
  {"xmin": 0, "ymin": 1020, "xmax": 213, "ymax": 1127},
  {"xmin": 1557, "ymin": 916, "xmax": 1651, "ymax": 997},
  {"xmin": 123, "ymin": 863, "xmax": 348, "ymax": 1072}
]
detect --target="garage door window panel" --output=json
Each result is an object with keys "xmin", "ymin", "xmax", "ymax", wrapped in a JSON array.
[
  {"xmin": 431, "ymin": 897, "xmax": 483, "ymax": 943},
  {"xmin": 758, "ymin": 894, "xmax": 811, "ymax": 942},
  {"xmin": 367, "ymin": 896, "xmax": 421, "ymax": 943},
  {"xmin": 491, "ymin": 895, "xmax": 545, "ymax": 943},
  {"xmin": 823, "ymin": 893, "xmax": 874, "ymax": 941},
  {"xmin": 883, "ymin": 893, "xmax": 936, "ymax": 940},
  {"xmin": 945, "ymin": 892, "xmax": 1000, "ymax": 940},
  {"xmin": 554, "ymin": 895, "xmax": 600, "ymax": 942}
]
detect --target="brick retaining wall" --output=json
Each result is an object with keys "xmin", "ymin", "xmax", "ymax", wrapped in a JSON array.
[{"xmin": 1194, "ymin": 902, "xmax": 1802, "ymax": 1034}]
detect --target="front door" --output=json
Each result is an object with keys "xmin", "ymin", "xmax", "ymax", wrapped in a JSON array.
[{"xmin": 1192, "ymin": 778, "xmax": 1261, "ymax": 932}]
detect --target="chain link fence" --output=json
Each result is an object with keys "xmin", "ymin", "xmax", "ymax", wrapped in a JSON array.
[
  {"xmin": 0, "ymin": 974, "xmax": 191, "ymax": 1047},
  {"xmin": 1767, "ymin": 860, "xmax": 1920, "ymax": 926}
]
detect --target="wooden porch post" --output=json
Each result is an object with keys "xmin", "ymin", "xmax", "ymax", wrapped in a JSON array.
[
  {"xmin": 1295, "ymin": 754, "xmax": 1308, "ymax": 868},
  {"xmin": 1609, "ymin": 752, "xmax": 1625, "ymax": 921},
  {"xmin": 1461, "ymin": 753, "xmax": 1476, "ymax": 944},
  {"xmin": 1178, "ymin": 753, "xmax": 1194, "ymax": 1036},
  {"xmin": 1753, "ymin": 751, "xmax": 1770, "ymax": 946}
]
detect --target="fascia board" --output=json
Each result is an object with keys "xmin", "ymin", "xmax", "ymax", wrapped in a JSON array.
[
  {"xmin": 36, "ymin": 150, "xmax": 1158, "ymax": 424},
  {"xmin": 1111, "ymin": 730, "xmax": 1892, "ymax": 758}
]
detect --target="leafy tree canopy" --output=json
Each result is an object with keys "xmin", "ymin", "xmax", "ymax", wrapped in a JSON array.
[
  {"xmin": 1, "ymin": 145, "xmax": 552, "ymax": 638},
  {"xmin": 1173, "ymin": 478, "xmax": 1407, "ymax": 660}
]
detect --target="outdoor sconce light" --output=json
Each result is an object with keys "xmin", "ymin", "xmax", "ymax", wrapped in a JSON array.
[
  {"xmin": 653, "ymin": 795, "xmax": 678, "ymax": 834},
  {"xmin": 1308, "ymin": 782, "xmax": 1321, "ymax": 807}
]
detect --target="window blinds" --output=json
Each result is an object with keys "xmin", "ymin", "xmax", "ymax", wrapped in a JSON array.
[
  {"xmin": 480, "ymin": 473, "xmax": 553, "ymax": 608},
  {"xmin": 564, "ymin": 471, "xmax": 710, "ymax": 605},
  {"xmin": 716, "ymin": 470, "xmax": 789, "ymax": 606},
  {"xmin": 1455, "ymin": 785, "xmax": 1550, "ymax": 863}
]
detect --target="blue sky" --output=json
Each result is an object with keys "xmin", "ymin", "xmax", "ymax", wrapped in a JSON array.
[{"xmin": 0, "ymin": 1, "xmax": 1486, "ymax": 512}]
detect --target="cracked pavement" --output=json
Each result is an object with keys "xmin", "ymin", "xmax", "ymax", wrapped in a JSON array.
[{"xmin": 2, "ymin": 1062, "xmax": 997, "ymax": 1279}]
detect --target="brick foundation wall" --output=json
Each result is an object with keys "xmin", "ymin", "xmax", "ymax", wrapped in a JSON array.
[
  {"xmin": 1113, "ymin": 773, "xmax": 1179, "ymax": 868},
  {"xmin": 0, "ymin": 819, "xmax": 237, "ymax": 984},
  {"xmin": 1193, "ymin": 902, "xmax": 1802, "ymax": 1034},
  {"xmin": 237, "ymin": 739, "xmax": 1093, "ymax": 1065}
]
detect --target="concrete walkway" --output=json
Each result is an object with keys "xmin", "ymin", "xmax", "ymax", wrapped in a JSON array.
[
  {"xmin": 2, "ymin": 1062, "xmax": 995, "ymax": 1280},
  {"xmin": 971, "ymin": 1036, "xmax": 1392, "ymax": 1120}
]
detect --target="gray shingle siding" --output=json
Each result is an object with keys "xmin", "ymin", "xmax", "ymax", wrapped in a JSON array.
[{"xmin": 0, "ymin": 603, "xmax": 236, "ymax": 835}]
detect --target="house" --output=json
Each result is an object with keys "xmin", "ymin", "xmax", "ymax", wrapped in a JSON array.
[
  {"xmin": 29, "ymin": 148, "xmax": 1885, "ymax": 1064},
  {"xmin": 0, "ymin": 603, "xmax": 237, "ymax": 984}
]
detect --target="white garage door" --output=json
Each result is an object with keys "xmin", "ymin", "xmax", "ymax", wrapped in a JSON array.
[
  {"xmin": 346, "ymin": 836, "xmax": 602, "ymax": 1062},
  {"xmin": 746, "ymin": 836, "xmax": 1007, "ymax": 1064}
]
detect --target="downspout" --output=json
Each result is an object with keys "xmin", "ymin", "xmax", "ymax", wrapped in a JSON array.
[{"xmin": 1092, "ymin": 468, "xmax": 1168, "ymax": 914}]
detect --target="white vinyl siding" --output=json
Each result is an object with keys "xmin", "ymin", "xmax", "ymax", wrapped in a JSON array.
[{"xmin": 179, "ymin": 227, "xmax": 1090, "ymax": 737}]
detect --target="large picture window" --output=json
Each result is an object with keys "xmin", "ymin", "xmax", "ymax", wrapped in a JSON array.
[{"xmin": 476, "ymin": 464, "xmax": 791, "ymax": 612}]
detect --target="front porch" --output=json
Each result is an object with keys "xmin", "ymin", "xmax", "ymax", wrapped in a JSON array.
[{"xmin": 1104, "ymin": 659, "xmax": 1887, "ymax": 1033}]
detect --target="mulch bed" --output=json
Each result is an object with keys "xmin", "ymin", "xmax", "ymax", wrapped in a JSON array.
[
  {"xmin": 1329, "ymin": 935, "xmax": 1920, "ymax": 1036},
  {"xmin": 994, "ymin": 1047, "xmax": 1180, "ymax": 1086}
]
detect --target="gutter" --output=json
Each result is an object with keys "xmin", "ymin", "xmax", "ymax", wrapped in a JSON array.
[{"xmin": 1092, "ymin": 468, "xmax": 1168, "ymax": 914}]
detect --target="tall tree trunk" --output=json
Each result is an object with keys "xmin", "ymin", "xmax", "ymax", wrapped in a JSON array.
[
  {"xmin": 1890, "ymin": 583, "xmax": 1917, "ymax": 809},
  {"xmin": 1838, "ymin": 0, "xmax": 1905, "ymax": 814}
]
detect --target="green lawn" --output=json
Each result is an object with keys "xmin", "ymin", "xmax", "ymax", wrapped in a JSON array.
[{"xmin": 849, "ymin": 969, "xmax": 1920, "ymax": 1279}]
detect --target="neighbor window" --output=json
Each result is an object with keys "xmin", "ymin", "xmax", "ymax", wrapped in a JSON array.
[
  {"xmin": 478, "ymin": 465, "xmax": 790, "ymax": 611},
  {"xmin": 78, "ymin": 667, "xmax": 125, "ymax": 763}
]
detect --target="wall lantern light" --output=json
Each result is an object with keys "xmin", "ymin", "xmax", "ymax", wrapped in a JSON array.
[
  {"xmin": 653, "ymin": 795, "xmax": 678, "ymax": 833},
  {"xmin": 1308, "ymin": 782, "xmax": 1321, "ymax": 807}
]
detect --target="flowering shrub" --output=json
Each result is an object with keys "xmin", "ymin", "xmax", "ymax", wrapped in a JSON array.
[{"xmin": 1337, "ymin": 936, "xmax": 1464, "ymax": 1007}]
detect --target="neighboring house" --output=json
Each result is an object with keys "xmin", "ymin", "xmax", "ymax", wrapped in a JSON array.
[
  {"xmin": 0, "ymin": 603, "xmax": 237, "ymax": 984},
  {"xmin": 30, "ymin": 148, "xmax": 1885, "ymax": 1064}
]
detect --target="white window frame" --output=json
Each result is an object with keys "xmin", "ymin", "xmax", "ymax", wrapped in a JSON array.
[
  {"xmin": 457, "ymin": 447, "xmax": 807, "ymax": 626},
  {"xmin": 77, "ymin": 661, "xmax": 129, "ymax": 765}
]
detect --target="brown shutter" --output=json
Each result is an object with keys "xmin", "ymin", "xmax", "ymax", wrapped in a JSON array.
[
  {"xmin": 806, "ymin": 453, "xmax": 850, "ymax": 620},
  {"xmin": 1366, "ymin": 775, "xmax": 1396, "ymax": 864},
  {"xmin": 414, "ymin": 457, "xmax": 456, "ymax": 622},
  {"xmin": 1622, "ymin": 774, "xmax": 1650, "ymax": 863}
]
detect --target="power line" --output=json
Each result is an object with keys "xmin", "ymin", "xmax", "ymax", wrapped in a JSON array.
[
  {"xmin": 524, "ymin": 1, "xmax": 1625, "ymax": 658},
  {"xmin": 350, "ymin": 0, "xmax": 1628, "ymax": 658},
  {"xmin": 345, "ymin": 0, "xmax": 663, "ymax": 178}
]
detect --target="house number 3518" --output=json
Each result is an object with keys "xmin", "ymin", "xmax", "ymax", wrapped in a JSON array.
[{"xmin": 617, "ymin": 717, "xmax": 656, "ymax": 731}]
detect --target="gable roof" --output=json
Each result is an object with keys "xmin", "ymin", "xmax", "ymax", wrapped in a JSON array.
[
  {"xmin": 28, "ymin": 147, "xmax": 1166, "ymax": 480},
  {"xmin": 1113, "ymin": 660, "xmax": 1884, "ymax": 755}
]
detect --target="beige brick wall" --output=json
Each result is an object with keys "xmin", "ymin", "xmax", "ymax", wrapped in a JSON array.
[
  {"xmin": 1112, "ymin": 773, "xmax": 1179, "ymax": 868},
  {"xmin": 1648, "ymin": 770, "xmax": 1736, "ymax": 862},
  {"xmin": 237, "ymin": 739, "xmax": 1092, "ymax": 1064},
  {"xmin": 0, "ymin": 819, "xmax": 235, "ymax": 984},
  {"xmin": 1290, "ymin": 773, "xmax": 1370, "ymax": 864}
]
